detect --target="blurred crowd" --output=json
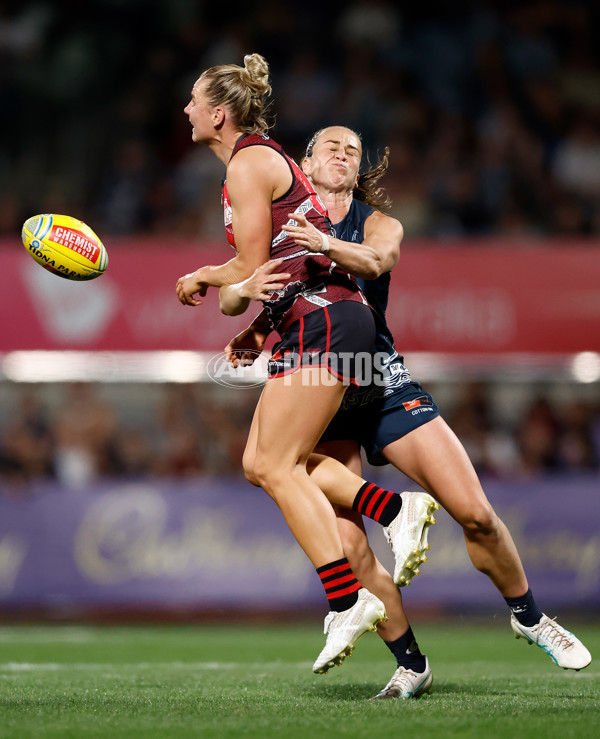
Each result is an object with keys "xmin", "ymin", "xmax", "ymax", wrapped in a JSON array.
[
  {"xmin": 0, "ymin": 383, "xmax": 258, "ymax": 491},
  {"xmin": 444, "ymin": 381, "xmax": 600, "ymax": 478},
  {"xmin": 0, "ymin": 380, "xmax": 598, "ymax": 492},
  {"xmin": 1, "ymin": 0, "xmax": 600, "ymax": 241}
]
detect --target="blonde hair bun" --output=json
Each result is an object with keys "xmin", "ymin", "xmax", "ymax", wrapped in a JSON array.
[{"xmin": 242, "ymin": 53, "xmax": 271, "ymax": 96}]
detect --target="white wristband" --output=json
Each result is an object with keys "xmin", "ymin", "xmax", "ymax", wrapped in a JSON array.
[{"xmin": 320, "ymin": 232, "xmax": 330, "ymax": 253}]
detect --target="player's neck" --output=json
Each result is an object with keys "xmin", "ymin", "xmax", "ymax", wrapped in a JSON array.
[
  {"xmin": 207, "ymin": 129, "xmax": 245, "ymax": 165},
  {"xmin": 318, "ymin": 189, "xmax": 354, "ymax": 225}
]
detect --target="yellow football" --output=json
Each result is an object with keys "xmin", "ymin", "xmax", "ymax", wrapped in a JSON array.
[{"xmin": 21, "ymin": 213, "xmax": 109, "ymax": 281}]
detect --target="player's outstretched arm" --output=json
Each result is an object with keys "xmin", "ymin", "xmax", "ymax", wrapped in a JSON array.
[{"xmin": 286, "ymin": 211, "xmax": 403, "ymax": 280}]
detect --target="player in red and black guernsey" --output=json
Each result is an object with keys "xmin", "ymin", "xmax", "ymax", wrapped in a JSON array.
[
  {"xmin": 225, "ymin": 125, "xmax": 591, "ymax": 696},
  {"xmin": 221, "ymin": 133, "xmax": 367, "ymax": 341},
  {"xmin": 176, "ymin": 56, "xmax": 443, "ymax": 676}
]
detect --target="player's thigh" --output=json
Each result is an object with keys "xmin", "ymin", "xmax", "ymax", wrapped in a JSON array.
[
  {"xmin": 255, "ymin": 368, "xmax": 347, "ymax": 470},
  {"xmin": 382, "ymin": 416, "xmax": 494, "ymax": 526}
]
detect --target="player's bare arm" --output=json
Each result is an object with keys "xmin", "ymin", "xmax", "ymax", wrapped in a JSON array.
[
  {"xmin": 224, "ymin": 309, "xmax": 272, "ymax": 367},
  {"xmin": 286, "ymin": 210, "xmax": 402, "ymax": 280},
  {"xmin": 176, "ymin": 147, "xmax": 284, "ymax": 306},
  {"xmin": 219, "ymin": 259, "xmax": 291, "ymax": 316}
]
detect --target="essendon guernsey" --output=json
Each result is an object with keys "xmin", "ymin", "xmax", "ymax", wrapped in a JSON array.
[{"xmin": 222, "ymin": 133, "xmax": 366, "ymax": 334}]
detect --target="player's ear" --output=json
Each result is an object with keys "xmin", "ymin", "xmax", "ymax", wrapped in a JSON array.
[
  {"xmin": 301, "ymin": 157, "xmax": 311, "ymax": 175},
  {"xmin": 212, "ymin": 106, "xmax": 225, "ymax": 127},
  {"xmin": 354, "ymin": 174, "xmax": 360, "ymax": 188}
]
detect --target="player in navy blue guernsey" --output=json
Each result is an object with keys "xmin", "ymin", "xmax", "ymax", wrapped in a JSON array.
[
  {"xmin": 175, "ymin": 58, "xmax": 442, "ymax": 675},
  {"xmin": 226, "ymin": 126, "xmax": 591, "ymax": 696}
]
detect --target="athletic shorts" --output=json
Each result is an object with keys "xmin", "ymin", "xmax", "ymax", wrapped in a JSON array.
[
  {"xmin": 267, "ymin": 301, "xmax": 376, "ymax": 386},
  {"xmin": 319, "ymin": 379, "xmax": 440, "ymax": 465}
]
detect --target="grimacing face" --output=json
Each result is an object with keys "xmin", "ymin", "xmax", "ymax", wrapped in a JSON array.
[{"xmin": 302, "ymin": 127, "xmax": 362, "ymax": 190}]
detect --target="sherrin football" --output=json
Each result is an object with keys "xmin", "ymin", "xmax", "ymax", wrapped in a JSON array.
[{"xmin": 21, "ymin": 213, "xmax": 108, "ymax": 281}]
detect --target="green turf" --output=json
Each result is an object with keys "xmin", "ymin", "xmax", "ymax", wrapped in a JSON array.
[{"xmin": 0, "ymin": 622, "xmax": 598, "ymax": 738}]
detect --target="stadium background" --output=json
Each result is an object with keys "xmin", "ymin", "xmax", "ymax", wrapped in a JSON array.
[{"xmin": 0, "ymin": 0, "xmax": 599, "ymax": 622}]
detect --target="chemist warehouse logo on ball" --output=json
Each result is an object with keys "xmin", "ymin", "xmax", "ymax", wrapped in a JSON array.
[
  {"xmin": 49, "ymin": 225, "xmax": 100, "ymax": 262},
  {"xmin": 207, "ymin": 350, "xmax": 267, "ymax": 388}
]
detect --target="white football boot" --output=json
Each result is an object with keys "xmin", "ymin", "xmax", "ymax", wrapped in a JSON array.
[
  {"xmin": 312, "ymin": 588, "xmax": 387, "ymax": 674},
  {"xmin": 511, "ymin": 613, "xmax": 592, "ymax": 670},
  {"xmin": 383, "ymin": 492, "xmax": 440, "ymax": 586},
  {"xmin": 373, "ymin": 657, "xmax": 433, "ymax": 699}
]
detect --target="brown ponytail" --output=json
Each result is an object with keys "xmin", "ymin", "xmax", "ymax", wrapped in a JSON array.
[{"xmin": 355, "ymin": 147, "xmax": 392, "ymax": 210}]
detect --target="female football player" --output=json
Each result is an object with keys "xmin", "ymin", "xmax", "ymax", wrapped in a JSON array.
[{"xmin": 175, "ymin": 57, "xmax": 438, "ymax": 674}]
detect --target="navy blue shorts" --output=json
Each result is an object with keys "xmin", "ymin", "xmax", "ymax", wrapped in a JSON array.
[
  {"xmin": 267, "ymin": 301, "xmax": 376, "ymax": 386},
  {"xmin": 319, "ymin": 379, "xmax": 440, "ymax": 465}
]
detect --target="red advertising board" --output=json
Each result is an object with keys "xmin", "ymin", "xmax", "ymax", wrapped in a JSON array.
[{"xmin": 1, "ymin": 237, "xmax": 599, "ymax": 353}]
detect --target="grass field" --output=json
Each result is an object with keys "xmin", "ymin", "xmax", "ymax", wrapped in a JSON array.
[{"xmin": 0, "ymin": 621, "xmax": 598, "ymax": 739}]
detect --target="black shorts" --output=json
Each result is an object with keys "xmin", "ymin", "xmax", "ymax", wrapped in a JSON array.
[{"xmin": 267, "ymin": 301, "xmax": 376, "ymax": 386}]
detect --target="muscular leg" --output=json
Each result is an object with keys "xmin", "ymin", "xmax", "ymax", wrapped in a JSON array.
[
  {"xmin": 243, "ymin": 390, "xmax": 393, "ymax": 515},
  {"xmin": 244, "ymin": 380, "xmax": 435, "ymax": 679},
  {"xmin": 244, "ymin": 387, "xmax": 431, "ymax": 619},
  {"xmin": 247, "ymin": 367, "xmax": 351, "ymax": 568},
  {"xmin": 313, "ymin": 439, "xmax": 410, "ymax": 641},
  {"xmin": 249, "ymin": 422, "xmax": 437, "ymax": 604},
  {"xmin": 381, "ymin": 416, "xmax": 528, "ymax": 598},
  {"xmin": 244, "ymin": 370, "xmax": 393, "ymax": 676}
]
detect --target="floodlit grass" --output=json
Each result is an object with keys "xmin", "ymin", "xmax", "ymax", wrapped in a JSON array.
[{"xmin": 0, "ymin": 622, "xmax": 598, "ymax": 738}]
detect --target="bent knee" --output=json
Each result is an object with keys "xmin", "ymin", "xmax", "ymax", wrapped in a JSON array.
[
  {"xmin": 251, "ymin": 453, "xmax": 294, "ymax": 492},
  {"xmin": 460, "ymin": 502, "xmax": 499, "ymax": 536},
  {"xmin": 242, "ymin": 450, "xmax": 260, "ymax": 487},
  {"xmin": 243, "ymin": 467, "xmax": 261, "ymax": 487},
  {"xmin": 243, "ymin": 444, "xmax": 293, "ymax": 489},
  {"xmin": 244, "ymin": 458, "xmax": 282, "ymax": 492}
]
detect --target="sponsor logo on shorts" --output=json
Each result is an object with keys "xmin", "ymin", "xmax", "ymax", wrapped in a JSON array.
[
  {"xmin": 402, "ymin": 396, "xmax": 432, "ymax": 411},
  {"xmin": 403, "ymin": 396, "xmax": 435, "ymax": 415}
]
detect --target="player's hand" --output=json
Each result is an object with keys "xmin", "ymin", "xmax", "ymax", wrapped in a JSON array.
[
  {"xmin": 176, "ymin": 270, "xmax": 208, "ymax": 306},
  {"xmin": 224, "ymin": 325, "xmax": 268, "ymax": 368},
  {"xmin": 237, "ymin": 259, "xmax": 291, "ymax": 301},
  {"xmin": 286, "ymin": 212, "xmax": 328, "ymax": 253}
]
